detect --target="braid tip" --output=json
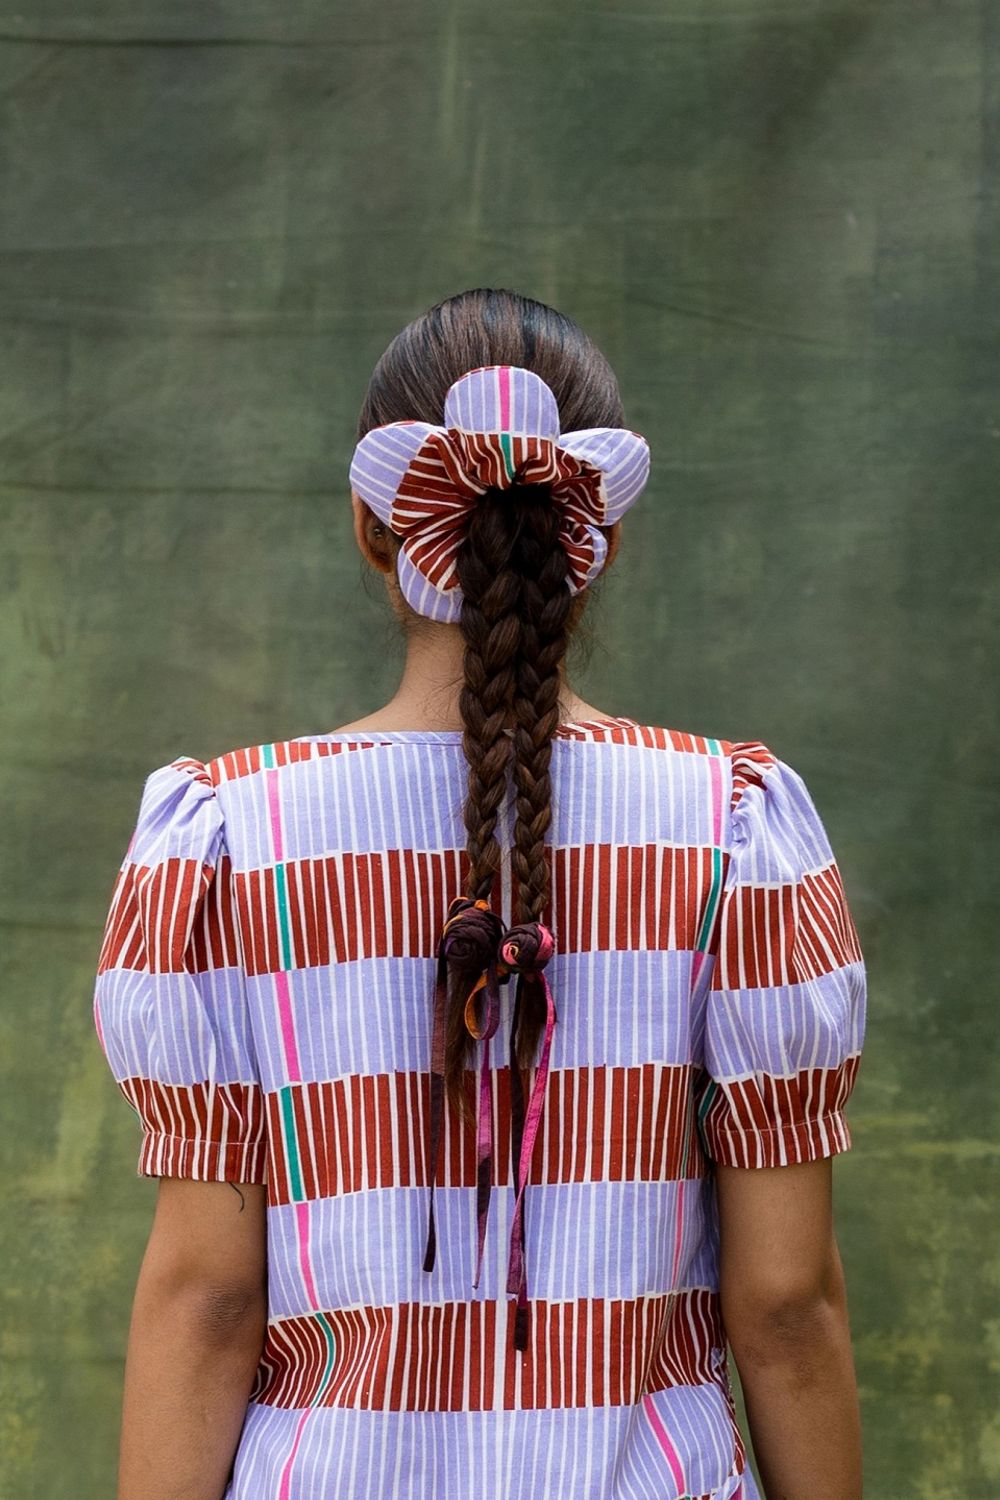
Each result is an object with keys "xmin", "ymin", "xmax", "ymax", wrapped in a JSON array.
[{"xmin": 422, "ymin": 1222, "xmax": 437, "ymax": 1274}]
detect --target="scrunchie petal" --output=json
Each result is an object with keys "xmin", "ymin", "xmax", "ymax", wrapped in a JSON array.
[
  {"xmin": 558, "ymin": 515, "xmax": 608, "ymax": 594},
  {"xmin": 349, "ymin": 420, "xmax": 442, "ymax": 526},
  {"xmin": 557, "ymin": 427, "xmax": 651, "ymax": 524},
  {"xmin": 444, "ymin": 365, "xmax": 560, "ymax": 439},
  {"xmin": 396, "ymin": 535, "xmax": 465, "ymax": 622}
]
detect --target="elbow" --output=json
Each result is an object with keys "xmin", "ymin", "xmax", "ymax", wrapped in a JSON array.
[
  {"xmin": 755, "ymin": 1289, "xmax": 840, "ymax": 1342},
  {"xmin": 724, "ymin": 1282, "xmax": 850, "ymax": 1376},
  {"xmin": 193, "ymin": 1282, "xmax": 268, "ymax": 1345},
  {"xmin": 136, "ymin": 1266, "xmax": 267, "ymax": 1348},
  {"xmin": 170, "ymin": 1281, "xmax": 268, "ymax": 1352},
  {"xmin": 725, "ymin": 1293, "xmax": 852, "ymax": 1389},
  {"xmin": 723, "ymin": 1247, "xmax": 850, "ymax": 1363}
]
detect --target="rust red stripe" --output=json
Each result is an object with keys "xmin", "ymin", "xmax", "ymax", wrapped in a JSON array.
[
  {"xmin": 251, "ymin": 1287, "xmax": 725, "ymax": 1412},
  {"xmin": 230, "ymin": 844, "xmax": 727, "ymax": 977},
  {"xmin": 699, "ymin": 1056, "xmax": 861, "ymax": 1168},
  {"xmin": 263, "ymin": 1064, "xmax": 703, "ymax": 1208}
]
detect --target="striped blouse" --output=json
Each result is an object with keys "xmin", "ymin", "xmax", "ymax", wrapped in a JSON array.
[{"xmin": 93, "ymin": 715, "xmax": 867, "ymax": 1500}]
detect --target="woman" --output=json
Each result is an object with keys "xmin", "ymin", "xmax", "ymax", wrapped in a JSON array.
[{"xmin": 94, "ymin": 287, "xmax": 867, "ymax": 1499}]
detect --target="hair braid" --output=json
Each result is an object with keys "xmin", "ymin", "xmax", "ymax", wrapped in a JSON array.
[
  {"xmin": 442, "ymin": 492, "xmax": 524, "ymax": 1117},
  {"xmin": 509, "ymin": 494, "xmax": 573, "ymax": 1069},
  {"xmin": 441, "ymin": 486, "xmax": 578, "ymax": 1110}
]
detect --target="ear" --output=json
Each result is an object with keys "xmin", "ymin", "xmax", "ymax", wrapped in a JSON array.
[
  {"xmin": 603, "ymin": 519, "xmax": 622, "ymax": 570},
  {"xmin": 352, "ymin": 490, "xmax": 394, "ymax": 574}
]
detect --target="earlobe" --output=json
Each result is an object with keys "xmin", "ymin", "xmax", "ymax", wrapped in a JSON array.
[{"xmin": 352, "ymin": 490, "xmax": 394, "ymax": 574}]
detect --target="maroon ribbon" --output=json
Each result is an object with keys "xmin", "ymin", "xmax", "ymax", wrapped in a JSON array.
[
  {"xmin": 423, "ymin": 900, "xmax": 557, "ymax": 1356},
  {"xmin": 498, "ymin": 923, "xmax": 556, "ymax": 1351}
]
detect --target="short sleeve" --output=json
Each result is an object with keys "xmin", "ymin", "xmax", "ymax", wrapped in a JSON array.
[
  {"xmin": 693, "ymin": 742, "xmax": 867, "ymax": 1169},
  {"xmin": 93, "ymin": 756, "xmax": 268, "ymax": 1184}
]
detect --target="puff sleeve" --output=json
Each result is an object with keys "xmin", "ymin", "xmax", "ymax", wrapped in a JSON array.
[
  {"xmin": 693, "ymin": 742, "xmax": 867, "ymax": 1169},
  {"xmin": 93, "ymin": 756, "xmax": 268, "ymax": 1183}
]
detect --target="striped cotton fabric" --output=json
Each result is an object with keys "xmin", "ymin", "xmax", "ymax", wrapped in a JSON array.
[{"xmin": 93, "ymin": 716, "xmax": 867, "ymax": 1500}]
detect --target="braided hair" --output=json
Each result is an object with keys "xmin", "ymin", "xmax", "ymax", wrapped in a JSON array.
[{"xmin": 357, "ymin": 288, "xmax": 626, "ymax": 1119}]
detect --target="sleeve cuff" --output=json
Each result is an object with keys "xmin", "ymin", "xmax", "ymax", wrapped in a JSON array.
[
  {"xmin": 137, "ymin": 1129, "xmax": 268, "ymax": 1184},
  {"xmin": 706, "ymin": 1109, "xmax": 853, "ymax": 1169}
]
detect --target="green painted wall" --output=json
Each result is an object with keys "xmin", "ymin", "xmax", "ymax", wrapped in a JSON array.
[{"xmin": 2, "ymin": 3, "xmax": 997, "ymax": 1494}]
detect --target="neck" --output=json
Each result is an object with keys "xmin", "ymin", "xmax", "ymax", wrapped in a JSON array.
[{"xmin": 350, "ymin": 620, "xmax": 604, "ymax": 733}]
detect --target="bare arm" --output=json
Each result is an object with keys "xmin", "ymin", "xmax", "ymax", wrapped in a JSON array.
[
  {"xmin": 716, "ymin": 1157, "xmax": 863, "ymax": 1500},
  {"xmin": 117, "ymin": 1178, "xmax": 268, "ymax": 1500}
]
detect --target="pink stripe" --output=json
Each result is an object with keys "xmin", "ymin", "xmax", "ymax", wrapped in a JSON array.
[
  {"xmin": 269, "ymin": 758, "xmax": 299, "ymax": 1077},
  {"xmin": 472, "ymin": 1035, "xmax": 493, "ymax": 1289},
  {"xmin": 295, "ymin": 1200, "xmax": 320, "ymax": 1307},
  {"xmin": 506, "ymin": 972, "xmax": 557, "ymax": 1296},
  {"xmin": 277, "ymin": 1408, "xmax": 311, "ymax": 1500},
  {"xmin": 498, "ymin": 365, "xmax": 511, "ymax": 427},
  {"xmin": 709, "ymin": 753, "xmax": 723, "ymax": 845},
  {"xmin": 266, "ymin": 768, "xmax": 284, "ymax": 860},
  {"xmin": 642, "ymin": 1393, "xmax": 686, "ymax": 1490},
  {"xmin": 275, "ymin": 969, "xmax": 302, "ymax": 1081}
]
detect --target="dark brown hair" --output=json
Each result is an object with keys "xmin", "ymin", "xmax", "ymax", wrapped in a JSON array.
[{"xmin": 357, "ymin": 288, "xmax": 626, "ymax": 1118}]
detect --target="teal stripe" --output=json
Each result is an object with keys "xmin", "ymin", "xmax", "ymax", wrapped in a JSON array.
[
  {"xmin": 279, "ymin": 1085, "xmax": 305, "ymax": 1200},
  {"xmin": 261, "ymin": 742, "xmax": 275, "ymax": 769},
  {"xmin": 313, "ymin": 1312, "xmax": 337, "ymax": 1405},
  {"xmin": 274, "ymin": 862, "xmax": 292, "ymax": 971},
  {"xmin": 679, "ymin": 1103, "xmax": 694, "ymax": 1179},
  {"xmin": 695, "ymin": 1078, "xmax": 718, "ymax": 1161},
  {"xmin": 694, "ymin": 739, "xmax": 726, "ymax": 951},
  {"xmin": 499, "ymin": 431, "xmax": 514, "ymax": 479},
  {"xmin": 695, "ymin": 844, "xmax": 723, "ymax": 951}
]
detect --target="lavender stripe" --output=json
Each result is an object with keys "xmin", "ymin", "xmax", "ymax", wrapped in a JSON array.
[
  {"xmin": 699, "ymin": 961, "xmax": 867, "ymax": 1080},
  {"xmin": 248, "ymin": 948, "xmax": 701, "ymax": 1092},
  {"xmin": 96, "ymin": 965, "xmax": 259, "ymax": 1087},
  {"xmin": 265, "ymin": 1177, "xmax": 717, "ymax": 1316},
  {"xmin": 228, "ymin": 1400, "xmax": 760, "ymax": 1500},
  {"xmin": 217, "ymin": 740, "xmax": 728, "ymax": 867}
]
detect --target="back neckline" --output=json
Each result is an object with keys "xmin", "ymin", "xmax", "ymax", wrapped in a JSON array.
[{"xmin": 296, "ymin": 715, "xmax": 641, "ymax": 744}]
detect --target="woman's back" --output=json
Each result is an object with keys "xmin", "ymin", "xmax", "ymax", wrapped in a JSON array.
[{"xmin": 95, "ymin": 714, "xmax": 866, "ymax": 1499}]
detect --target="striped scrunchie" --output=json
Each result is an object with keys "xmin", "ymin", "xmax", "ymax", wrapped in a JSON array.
[
  {"xmin": 349, "ymin": 363, "xmax": 651, "ymax": 624},
  {"xmin": 422, "ymin": 896, "xmax": 557, "ymax": 1353}
]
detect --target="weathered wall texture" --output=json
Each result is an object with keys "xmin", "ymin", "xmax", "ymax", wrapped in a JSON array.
[{"xmin": 1, "ymin": 2, "xmax": 997, "ymax": 1494}]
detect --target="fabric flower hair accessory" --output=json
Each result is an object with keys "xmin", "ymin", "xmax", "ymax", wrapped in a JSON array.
[{"xmin": 349, "ymin": 364, "xmax": 651, "ymax": 622}]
